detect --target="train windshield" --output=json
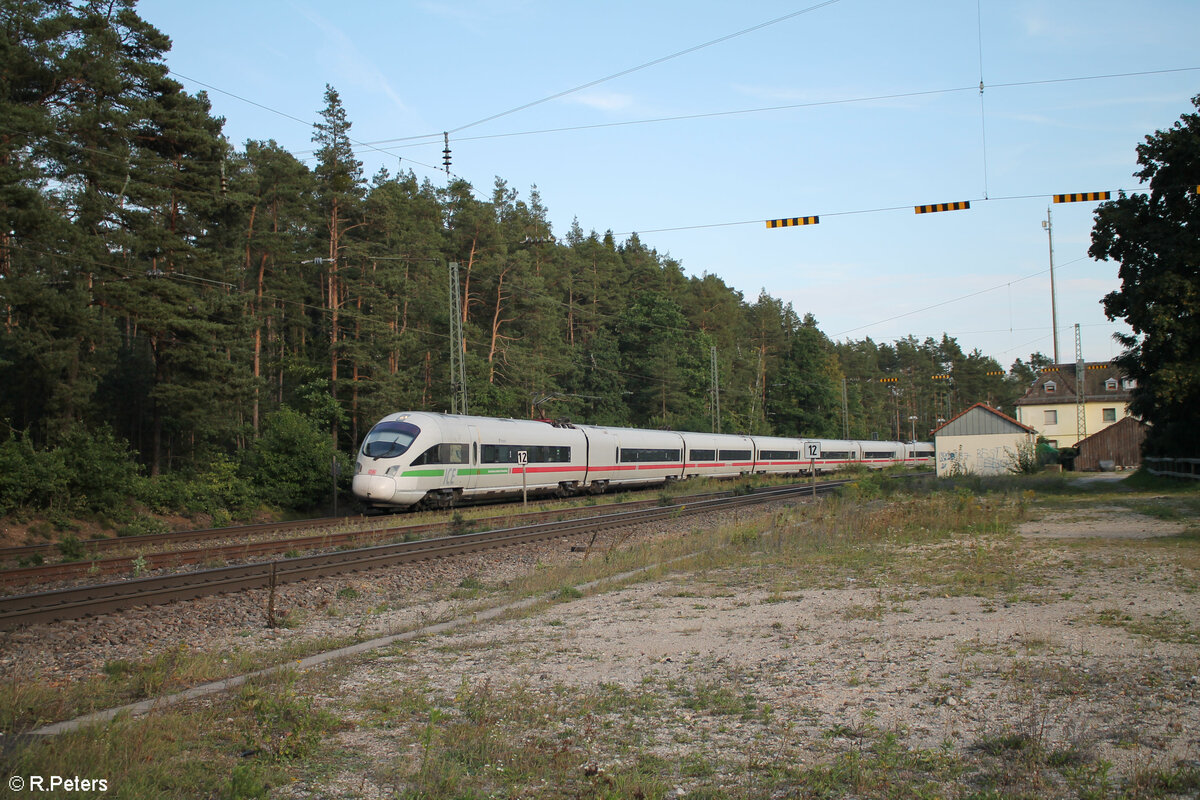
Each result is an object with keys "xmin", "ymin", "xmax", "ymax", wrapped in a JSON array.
[{"xmin": 361, "ymin": 420, "xmax": 421, "ymax": 458}]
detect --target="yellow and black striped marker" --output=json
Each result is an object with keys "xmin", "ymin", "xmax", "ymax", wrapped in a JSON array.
[
  {"xmin": 765, "ymin": 216, "xmax": 819, "ymax": 228},
  {"xmin": 879, "ymin": 377, "xmax": 898, "ymax": 383},
  {"xmin": 914, "ymin": 201, "xmax": 970, "ymax": 214},
  {"xmin": 1053, "ymin": 192, "xmax": 1110, "ymax": 203}
]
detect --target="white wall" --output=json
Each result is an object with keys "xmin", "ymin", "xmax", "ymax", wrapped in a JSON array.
[{"xmin": 936, "ymin": 432, "xmax": 1034, "ymax": 477}]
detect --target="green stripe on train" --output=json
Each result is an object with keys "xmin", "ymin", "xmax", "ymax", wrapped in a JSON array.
[{"xmin": 400, "ymin": 467, "xmax": 513, "ymax": 477}]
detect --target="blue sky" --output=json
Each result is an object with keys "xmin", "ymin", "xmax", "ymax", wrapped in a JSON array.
[{"xmin": 139, "ymin": 0, "xmax": 1200, "ymax": 367}]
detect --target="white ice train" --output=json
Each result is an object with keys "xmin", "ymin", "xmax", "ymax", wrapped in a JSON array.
[{"xmin": 352, "ymin": 412, "xmax": 934, "ymax": 511}]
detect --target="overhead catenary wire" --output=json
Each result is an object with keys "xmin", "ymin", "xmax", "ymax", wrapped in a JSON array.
[{"xmin": 446, "ymin": 1, "xmax": 844, "ymax": 135}]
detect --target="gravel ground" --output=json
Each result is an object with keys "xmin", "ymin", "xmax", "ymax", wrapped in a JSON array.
[{"xmin": 284, "ymin": 501, "xmax": 1200, "ymax": 798}]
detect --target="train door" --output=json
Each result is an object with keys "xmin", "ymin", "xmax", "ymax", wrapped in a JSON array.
[
  {"xmin": 459, "ymin": 423, "xmax": 480, "ymax": 495},
  {"xmin": 581, "ymin": 427, "xmax": 620, "ymax": 490}
]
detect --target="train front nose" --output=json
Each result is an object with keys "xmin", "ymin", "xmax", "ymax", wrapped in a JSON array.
[{"xmin": 352, "ymin": 473, "xmax": 397, "ymax": 502}]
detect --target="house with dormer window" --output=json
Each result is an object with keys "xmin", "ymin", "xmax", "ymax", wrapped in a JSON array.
[{"xmin": 1012, "ymin": 362, "xmax": 1135, "ymax": 449}]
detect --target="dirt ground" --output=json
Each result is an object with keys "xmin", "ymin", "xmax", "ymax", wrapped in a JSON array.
[{"xmin": 284, "ymin": 484, "xmax": 1200, "ymax": 797}]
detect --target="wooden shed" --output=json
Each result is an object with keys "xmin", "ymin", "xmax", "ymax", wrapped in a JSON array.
[
  {"xmin": 933, "ymin": 403, "xmax": 1036, "ymax": 477},
  {"xmin": 1074, "ymin": 416, "xmax": 1147, "ymax": 471}
]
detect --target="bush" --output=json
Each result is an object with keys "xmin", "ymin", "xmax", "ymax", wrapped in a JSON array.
[
  {"xmin": 138, "ymin": 457, "xmax": 259, "ymax": 521},
  {"xmin": 0, "ymin": 436, "xmax": 67, "ymax": 515},
  {"xmin": 55, "ymin": 423, "xmax": 142, "ymax": 514},
  {"xmin": 0, "ymin": 425, "xmax": 141, "ymax": 518},
  {"xmin": 117, "ymin": 514, "xmax": 171, "ymax": 538},
  {"xmin": 245, "ymin": 407, "xmax": 346, "ymax": 511}
]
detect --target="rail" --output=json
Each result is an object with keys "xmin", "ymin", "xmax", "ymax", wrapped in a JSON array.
[
  {"xmin": 1143, "ymin": 456, "xmax": 1200, "ymax": 480},
  {"xmin": 0, "ymin": 480, "xmax": 853, "ymax": 630}
]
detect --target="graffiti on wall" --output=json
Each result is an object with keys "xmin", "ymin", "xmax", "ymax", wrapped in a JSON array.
[{"xmin": 938, "ymin": 443, "xmax": 1016, "ymax": 476}]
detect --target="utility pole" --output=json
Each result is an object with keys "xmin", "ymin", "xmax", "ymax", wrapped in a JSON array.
[
  {"xmin": 448, "ymin": 261, "xmax": 468, "ymax": 415},
  {"xmin": 1075, "ymin": 323, "xmax": 1086, "ymax": 444},
  {"xmin": 1043, "ymin": 208, "xmax": 1060, "ymax": 363}
]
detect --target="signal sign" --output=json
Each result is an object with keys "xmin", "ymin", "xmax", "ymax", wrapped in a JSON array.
[
  {"xmin": 915, "ymin": 201, "xmax": 970, "ymax": 214},
  {"xmin": 766, "ymin": 216, "xmax": 819, "ymax": 228},
  {"xmin": 1053, "ymin": 192, "xmax": 1110, "ymax": 203},
  {"xmin": 931, "ymin": 374, "xmax": 951, "ymax": 380},
  {"xmin": 879, "ymin": 377, "xmax": 898, "ymax": 383}
]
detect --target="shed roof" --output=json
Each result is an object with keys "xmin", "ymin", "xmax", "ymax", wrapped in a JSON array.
[{"xmin": 932, "ymin": 403, "xmax": 1036, "ymax": 437}]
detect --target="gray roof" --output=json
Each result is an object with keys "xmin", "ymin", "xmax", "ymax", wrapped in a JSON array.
[{"xmin": 935, "ymin": 403, "xmax": 1034, "ymax": 437}]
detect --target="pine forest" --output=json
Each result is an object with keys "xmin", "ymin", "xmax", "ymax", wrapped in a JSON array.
[{"xmin": 0, "ymin": 2, "xmax": 1041, "ymax": 519}]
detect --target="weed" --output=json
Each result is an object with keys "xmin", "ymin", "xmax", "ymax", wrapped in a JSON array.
[
  {"xmin": 239, "ymin": 672, "xmax": 344, "ymax": 762},
  {"xmin": 448, "ymin": 510, "xmax": 476, "ymax": 536},
  {"xmin": 554, "ymin": 585, "xmax": 583, "ymax": 601},
  {"xmin": 56, "ymin": 534, "xmax": 85, "ymax": 562}
]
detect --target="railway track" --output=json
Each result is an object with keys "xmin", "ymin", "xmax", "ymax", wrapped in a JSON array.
[
  {"xmin": 0, "ymin": 479, "xmax": 850, "ymax": 630},
  {"xmin": 0, "ymin": 482, "xmax": 807, "ymax": 589}
]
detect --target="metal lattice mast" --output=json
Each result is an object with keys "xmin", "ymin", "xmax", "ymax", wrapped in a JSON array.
[
  {"xmin": 1075, "ymin": 323, "xmax": 1086, "ymax": 443},
  {"xmin": 448, "ymin": 261, "xmax": 468, "ymax": 415}
]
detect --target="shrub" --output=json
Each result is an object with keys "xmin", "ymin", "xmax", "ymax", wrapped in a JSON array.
[
  {"xmin": 0, "ymin": 435, "xmax": 68, "ymax": 515},
  {"xmin": 117, "ymin": 515, "xmax": 170, "ymax": 538},
  {"xmin": 245, "ymin": 407, "xmax": 345, "ymax": 511},
  {"xmin": 54, "ymin": 423, "xmax": 142, "ymax": 515}
]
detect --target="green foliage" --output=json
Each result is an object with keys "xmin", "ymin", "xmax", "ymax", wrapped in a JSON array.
[
  {"xmin": 239, "ymin": 674, "xmax": 342, "ymax": 762},
  {"xmin": 117, "ymin": 514, "xmax": 171, "ymax": 538},
  {"xmin": 1007, "ymin": 440, "xmax": 1041, "ymax": 474},
  {"xmin": 0, "ymin": 435, "xmax": 67, "ymax": 515},
  {"xmin": 246, "ymin": 406, "xmax": 346, "ymax": 511},
  {"xmin": 1090, "ymin": 94, "xmax": 1200, "ymax": 457},
  {"xmin": 138, "ymin": 456, "xmax": 258, "ymax": 519},
  {"xmin": 0, "ymin": 426, "xmax": 139, "ymax": 518}
]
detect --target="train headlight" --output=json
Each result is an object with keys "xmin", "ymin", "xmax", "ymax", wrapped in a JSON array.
[
  {"xmin": 385, "ymin": 465, "xmax": 401, "ymax": 477},
  {"xmin": 355, "ymin": 461, "xmax": 362, "ymax": 475}
]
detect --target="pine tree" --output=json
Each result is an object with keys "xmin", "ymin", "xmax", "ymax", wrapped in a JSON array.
[{"xmin": 311, "ymin": 85, "xmax": 364, "ymax": 448}]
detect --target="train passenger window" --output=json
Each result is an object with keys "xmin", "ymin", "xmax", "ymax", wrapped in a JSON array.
[
  {"xmin": 864, "ymin": 451, "xmax": 895, "ymax": 459},
  {"xmin": 481, "ymin": 444, "xmax": 570, "ymax": 463},
  {"xmin": 482, "ymin": 444, "xmax": 515, "ymax": 463},
  {"xmin": 360, "ymin": 420, "xmax": 421, "ymax": 458},
  {"xmin": 527, "ymin": 445, "xmax": 570, "ymax": 463},
  {"xmin": 822, "ymin": 451, "xmax": 849, "ymax": 459},
  {"xmin": 409, "ymin": 445, "xmax": 439, "ymax": 466},
  {"xmin": 758, "ymin": 450, "xmax": 798, "ymax": 460},
  {"xmin": 719, "ymin": 450, "xmax": 752, "ymax": 461},
  {"xmin": 619, "ymin": 448, "xmax": 681, "ymax": 463},
  {"xmin": 689, "ymin": 450, "xmax": 716, "ymax": 462},
  {"xmin": 410, "ymin": 443, "xmax": 470, "ymax": 465}
]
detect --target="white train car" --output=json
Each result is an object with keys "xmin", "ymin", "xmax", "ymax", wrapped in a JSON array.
[
  {"xmin": 578, "ymin": 424, "xmax": 685, "ymax": 491},
  {"xmin": 860, "ymin": 441, "xmax": 907, "ymax": 467},
  {"xmin": 749, "ymin": 435, "xmax": 811, "ymax": 476},
  {"xmin": 679, "ymin": 432, "xmax": 755, "ymax": 479},
  {"xmin": 907, "ymin": 442, "xmax": 935, "ymax": 467}
]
